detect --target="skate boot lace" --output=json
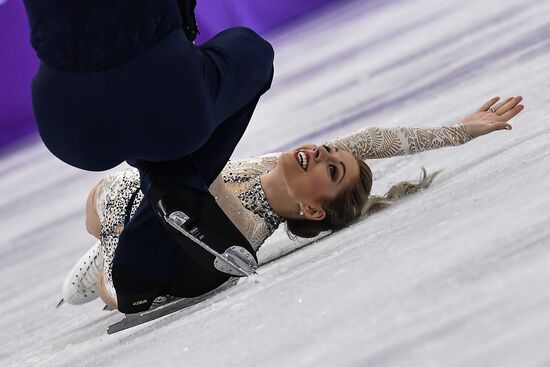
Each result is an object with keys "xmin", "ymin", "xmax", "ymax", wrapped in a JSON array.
[{"xmin": 76, "ymin": 250, "xmax": 103, "ymax": 294}]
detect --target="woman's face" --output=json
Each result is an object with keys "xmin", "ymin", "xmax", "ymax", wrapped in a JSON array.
[{"xmin": 279, "ymin": 143, "xmax": 360, "ymax": 217}]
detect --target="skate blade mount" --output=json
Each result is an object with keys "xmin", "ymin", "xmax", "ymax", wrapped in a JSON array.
[
  {"xmin": 107, "ymin": 278, "xmax": 239, "ymax": 334},
  {"xmin": 165, "ymin": 211, "xmax": 258, "ymax": 277}
]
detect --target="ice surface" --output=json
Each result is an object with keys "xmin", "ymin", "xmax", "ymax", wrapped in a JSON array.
[{"xmin": 1, "ymin": 0, "xmax": 549, "ymax": 366}]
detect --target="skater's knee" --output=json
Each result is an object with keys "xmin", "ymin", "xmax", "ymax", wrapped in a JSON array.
[
  {"xmin": 85, "ymin": 180, "xmax": 102, "ymax": 238},
  {"xmin": 236, "ymin": 27, "xmax": 274, "ymax": 88},
  {"xmin": 228, "ymin": 27, "xmax": 274, "ymax": 68},
  {"xmin": 236, "ymin": 27, "xmax": 273, "ymax": 57},
  {"xmin": 242, "ymin": 27, "xmax": 274, "ymax": 68},
  {"xmin": 207, "ymin": 27, "xmax": 274, "ymax": 90}
]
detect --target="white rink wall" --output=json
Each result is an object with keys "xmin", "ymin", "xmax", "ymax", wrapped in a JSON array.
[{"xmin": 1, "ymin": 0, "xmax": 550, "ymax": 366}]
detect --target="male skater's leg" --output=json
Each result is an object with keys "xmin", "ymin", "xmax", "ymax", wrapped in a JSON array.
[
  {"xmin": 125, "ymin": 26, "xmax": 274, "ymax": 175},
  {"xmin": 190, "ymin": 27, "xmax": 274, "ymax": 183}
]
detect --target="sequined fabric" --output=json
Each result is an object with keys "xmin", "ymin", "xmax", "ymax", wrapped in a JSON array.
[
  {"xmin": 206, "ymin": 153, "xmax": 281, "ymax": 250},
  {"xmin": 95, "ymin": 169, "xmax": 143, "ymax": 300},
  {"xmin": 222, "ymin": 155, "xmax": 284, "ymax": 238}
]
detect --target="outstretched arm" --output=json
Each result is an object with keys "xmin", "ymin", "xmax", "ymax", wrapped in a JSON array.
[
  {"xmin": 328, "ymin": 124, "xmax": 472, "ymax": 159},
  {"xmin": 328, "ymin": 96, "xmax": 524, "ymax": 160}
]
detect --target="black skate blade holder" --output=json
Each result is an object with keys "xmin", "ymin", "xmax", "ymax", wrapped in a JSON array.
[
  {"xmin": 166, "ymin": 210, "xmax": 257, "ymax": 277},
  {"xmin": 157, "ymin": 200, "xmax": 258, "ymax": 277}
]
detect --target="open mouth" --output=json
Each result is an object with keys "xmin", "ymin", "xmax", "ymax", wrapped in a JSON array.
[{"xmin": 295, "ymin": 150, "xmax": 310, "ymax": 171}]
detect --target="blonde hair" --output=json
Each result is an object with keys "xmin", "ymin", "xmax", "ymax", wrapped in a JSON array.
[
  {"xmin": 285, "ymin": 160, "xmax": 440, "ymax": 239},
  {"xmin": 362, "ymin": 167, "xmax": 441, "ymax": 214}
]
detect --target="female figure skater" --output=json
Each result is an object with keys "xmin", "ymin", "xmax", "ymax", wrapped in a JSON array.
[
  {"xmin": 61, "ymin": 95, "xmax": 524, "ymax": 311},
  {"xmin": 23, "ymin": 0, "xmax": 279, "ymax": 312}
]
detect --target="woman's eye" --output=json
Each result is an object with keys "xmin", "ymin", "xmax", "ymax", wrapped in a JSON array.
[{"xmin": 329, "ymin": 164, "xmax": 337, "ymax": 179}]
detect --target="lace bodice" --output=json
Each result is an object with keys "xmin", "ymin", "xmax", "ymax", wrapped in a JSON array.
[{"xmin": 208, "ymin": 153, "xmax": 281, "ymax": 251}]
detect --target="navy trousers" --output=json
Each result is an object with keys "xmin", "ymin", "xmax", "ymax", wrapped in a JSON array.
[{"xmin": 24, "ymin": 0, "xmax": 274, "ymax": 311}]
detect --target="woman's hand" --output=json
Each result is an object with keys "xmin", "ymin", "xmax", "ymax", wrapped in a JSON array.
[{"xmin": 459, "ymin": 96, "xmax": 524, "ymax": 139}]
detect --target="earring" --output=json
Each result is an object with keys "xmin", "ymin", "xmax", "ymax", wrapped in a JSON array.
[{"xmin": 299, "ymin": 205, "xmax": 304, "ymax": 216}]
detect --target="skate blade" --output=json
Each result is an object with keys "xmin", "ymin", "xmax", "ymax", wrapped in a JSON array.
[
  {"xmin": 166, "ymin": 211, "xmax": 257, "ymax": 277},
  {"xmin": 107, "ymin": 278, "xmax": 239, "ymax": 334},
  {"xmin": 214, "ymin": 246, "xmax": 258, "ymax": 276}
]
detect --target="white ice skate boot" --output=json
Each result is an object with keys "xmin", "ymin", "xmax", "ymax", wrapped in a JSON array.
[{"xmin": 57, "ymin": 241, "xmax": 103, "ymax": 307}]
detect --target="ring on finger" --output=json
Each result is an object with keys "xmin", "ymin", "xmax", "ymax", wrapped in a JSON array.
[{"xmin": 490, "ymin": 107, "xmax": 497, "ymax": 113}]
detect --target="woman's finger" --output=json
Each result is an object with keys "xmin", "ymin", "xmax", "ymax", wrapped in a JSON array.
[
  {"xmin": 499, "ymin": 104, "xmax": 524, "ymax": 121},
  {"xmin": 491, "ymin": 97, "xmax": 514, "ymax": 112},
  {"xmin": 495, "ymin": 96, "xmax": 522, "ymax": 114},
  {"xmin": 478, "ymin": 96, "xmax": 500, "ymax": 111},
  {"xmin": 491, "ymin": 121, "xmax": 512, "ymax": 131}
]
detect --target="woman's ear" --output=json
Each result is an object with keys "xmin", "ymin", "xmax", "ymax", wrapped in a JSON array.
[{"xmin": 302, "ymin": 204, "xmax": 326, "ymax": 221}]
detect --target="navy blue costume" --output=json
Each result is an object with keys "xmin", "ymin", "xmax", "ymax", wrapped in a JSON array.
[{"xmin": 23, "ymin": 0, "xmax": 274, "ymax": 312}]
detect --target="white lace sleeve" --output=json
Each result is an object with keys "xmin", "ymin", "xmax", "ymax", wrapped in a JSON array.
[
  {"xmin": 208, "ymin": 175, "xmax": 270, "ymax": 251},
  {"xmin": 327, "ymin": 125, "xmax": 473, "ymax": 159}
]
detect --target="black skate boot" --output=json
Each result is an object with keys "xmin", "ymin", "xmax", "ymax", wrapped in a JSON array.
[
  {"xmin": 137, "ymin": 158, "xmax": 258, "ymax": 277},
  {"xmin": 149, "ymin": 181, "xmax": 258, "ymax": 277}
]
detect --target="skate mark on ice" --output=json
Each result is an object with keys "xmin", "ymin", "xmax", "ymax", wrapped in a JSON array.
[
  {"xmin": 273, "ymin": 8, "xmax": 449, "ymax": 91},
  {"xmin": 272, "ymin": 25, "xmax": 549, "ymax": 153},
  {"xmin": 369, "ymin": 4, "xmax": 528, "ymax": 78}
]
